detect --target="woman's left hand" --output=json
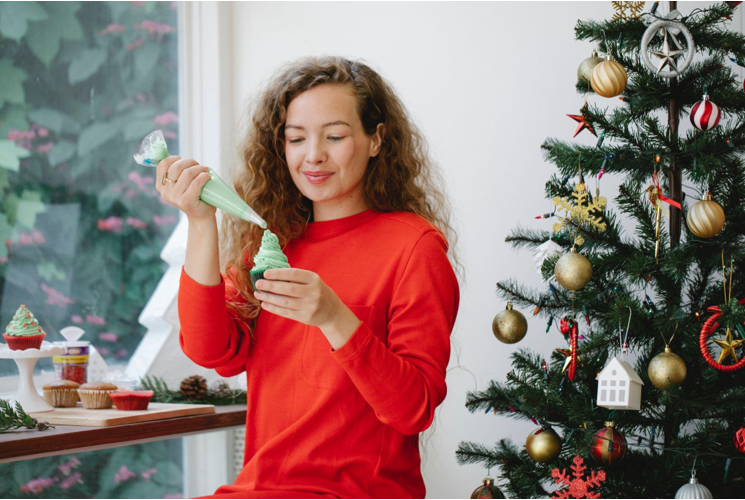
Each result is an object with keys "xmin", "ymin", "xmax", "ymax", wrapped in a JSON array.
[{"xmin": 254, "ymin": 268, "xmax": 361, "ymax": 349}]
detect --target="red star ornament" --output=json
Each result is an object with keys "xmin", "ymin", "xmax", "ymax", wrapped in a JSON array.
[
  {"xmin": 567, "ymin": 110, "xmax": 597, "ymax": 138},
  {"xmin": 551, "ymin": 455, "xmax": 606, "ymax": 499}
]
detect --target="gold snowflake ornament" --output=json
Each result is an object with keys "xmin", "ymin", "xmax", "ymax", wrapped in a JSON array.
[
  {"xmin": 553, "ymin": 183, "xmax": 607, "ymax": 246},
  {"xmin": 611, "ymin": 1, "xmax": 645, "ymax": 22}
]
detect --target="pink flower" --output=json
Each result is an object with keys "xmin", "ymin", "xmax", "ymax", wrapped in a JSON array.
[
  {"xmin": 86, "ymin": 315, "xmax": 105, "ymax": 326},
  {"xmin": 126, "ymin": 217, "xmax": 147, "ymax": 229},
  {"xmin": 114, "ymin": 348, "xmax": 128, "ymax": 359},
  {"xmin": 114, "ymin": 465, "xmax": 137, "ymax": 484},
  {"xmin": 100, "ymin": 23, "xmax": 125, "ymax": 35},
  {"xmin": 127, "ymin": 38, "xmax": 144, "ymax": 51},
  {"xmin": 18, "ymin": 230, "xmax": 44, "ymax": 245},
  {"xmin": 40, "ymin": 283, "xmax": 75, "ymax": 307},
  {"xmin": 58, "ymin": 456, "xmax": 82, "ymax": 475},
  {"xmin": 0, "ymin": 256, "xmax": 7, "ymax": 264},
  {"xmin": 36, "ymin": 142, "xmax": 54, "ymax": 154},
  {"xmin": 71, "ymin": 315, "xmax": 83, "ymax": 324},
  {"xmin": 37, "ymin": 127, "xmax": 49, "ymax": 137},
  {"xmin": 162, "ymin": 130, "xmax": 177, "ymax": 140},
  {"xmin": 125, "ymin": 189, "xmax": 138, "ymax": 200},
  {"xmin": 60, "ymin": 472, "xmax": 83, "ymax": 490},
  {"xmin": 154, "ymin": 111, "xmax": 178, "ymax": 125},
  {"xmin": 19, "ymin": 477, "xmax": 58, "ymax": 494},
  {"xmin": 129, "ymin": 171, "xmax": 155, "ymax": 192},
  {"xmin": 141, "ymin": 468, "xmax": 157, "ymax": 480},
  {"xmin": 7, "ymin": 129, "xmax": 36, "ymax": 141},
  {"xmin": 97, "ymin": 347, "xmax": 110, "ymax": 356},
  {"xmin": 98, "ymin": 216, "xmax": 123, "ymax": 233},
  {"xmin": 98, "ymin": 332, "xmax": 118, "ymax": 342},
  {"xmin": 153, "ymin": 214, "xmax": 176, "ymax": 226},
  {"xmin": 137, "ymin": 20, "xmax": 176, "ymax": 35}
]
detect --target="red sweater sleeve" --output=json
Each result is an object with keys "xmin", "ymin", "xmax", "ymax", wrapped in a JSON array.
[
  {"xmin": 178, "ymin": 267, "xmax": 250, "ymax": 377},
  {"xmin": 331, "ymin": 230, "xmax": 460, "ymax": 436}
]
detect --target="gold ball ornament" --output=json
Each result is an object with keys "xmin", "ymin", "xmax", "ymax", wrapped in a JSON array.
[
  {"xmin": 525, "ymin": 427, "xmax": 562, "ymax": 463},
  {"xmin": 686, "ymin": 193, "xmax": 725, "ymax": 238},
  {"xmin": 554, "ymin": 248, "xmax": 592, "ymax": 291},
  {"xmin": 648, "ymin": 346, "xmax": 687, "ymax": 390},
  {"xmin": 578, "ymin": 50, "xmax": 605, "ymax": 82},
  {"xmin": 492, "ymin": 302, "xmax": 528, "ymax": 344},
  {"xmin": 591, "ymin": 56, "xmax": 628, "ymax": 98}
]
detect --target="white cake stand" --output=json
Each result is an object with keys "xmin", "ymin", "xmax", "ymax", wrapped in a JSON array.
[{"xmin": 0, "ymin": 341, "xmax": 66, "ymax": 413}]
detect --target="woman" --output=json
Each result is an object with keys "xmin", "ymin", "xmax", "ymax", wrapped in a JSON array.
[{"xmin": 156, "ymin": 57, "xmax": 460, "ymax": 499}]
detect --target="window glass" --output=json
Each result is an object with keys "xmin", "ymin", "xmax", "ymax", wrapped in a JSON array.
[
  {"xmin": 0, "ymin": 1, "xmax": 180, "ymax": 376},
  {"xmin": 0, "ymin": 438, "xmax": 183, "ymax": 499}
]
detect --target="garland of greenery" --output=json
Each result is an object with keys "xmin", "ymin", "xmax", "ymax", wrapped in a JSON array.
[
  {"xmin": 140, "ymin": 376, "xmax": 247, "ymax": 406},
  {"xmin": 0, "ymin": 399, "xmax": 53, "ymax": 433}
]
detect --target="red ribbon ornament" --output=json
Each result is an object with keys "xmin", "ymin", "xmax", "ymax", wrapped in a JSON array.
[
  {"xmin": 699, "ymin": 297, "xmax": 745, "ymax": 372},
  {"xmin": 568, "ymin": 322, "xmax": 578, "ymax": 380},
  {"xmin": 651, "ymin": 172, "xmax": 682, "ymax": 210}
]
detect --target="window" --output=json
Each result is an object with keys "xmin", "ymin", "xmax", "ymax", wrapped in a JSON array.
[
  {"xmin": 0, "ymin": 0, "xmax": 183, "ymax": 495},
  {"xmin": 0, "ymin": 438, "xmax": 183, "ymax": 499},
  {"xmin": 0, "ymin": 1, "xmax": 179, "ymax": 376}
]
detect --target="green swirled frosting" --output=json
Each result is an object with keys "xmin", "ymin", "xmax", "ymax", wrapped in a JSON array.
[
  {"xmin": 5, "ymin": 305, "xmax": 46, "ymax": 337},
  {"xmin": 253, "ymin": 229, "xmax": 290, "ymax": 270}
]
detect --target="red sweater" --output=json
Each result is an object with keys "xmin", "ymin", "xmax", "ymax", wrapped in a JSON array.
[{"xmin": 178, "ymin": 209, "xmax": 460, "ymax": 499}]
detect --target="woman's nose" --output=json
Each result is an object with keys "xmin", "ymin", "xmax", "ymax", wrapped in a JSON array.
[{"xmin": 305, "ymin": 138, "xmax": 327, "ymax": 165}]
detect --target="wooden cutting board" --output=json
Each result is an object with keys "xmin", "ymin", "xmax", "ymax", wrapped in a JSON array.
[{"xmin": 30, "ymin": 402, "xmax": 215, "ymax": 427}]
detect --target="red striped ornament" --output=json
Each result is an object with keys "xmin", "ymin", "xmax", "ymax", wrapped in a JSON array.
[{"xmin": 690, "ymin": 94, "xmax": 721, "ymax": 131}]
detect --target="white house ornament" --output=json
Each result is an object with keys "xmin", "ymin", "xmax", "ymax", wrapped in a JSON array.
[
  {"xmin": 690, "ymin": 94, "xmax": 721, "ymax": 131},
  {"xmin": 596, "ymin": 357, "xmax": 643, "ymax": 410},
  {"xmin": 641, "ymin": 19, "xmax": 695, "ymax": 78},
  {"xmin": 533, "ymin": 239, "xmax": 564, "ymax": 278}
]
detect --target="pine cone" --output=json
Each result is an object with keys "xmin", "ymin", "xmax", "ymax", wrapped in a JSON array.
[
  {"xmin": 180, "ymin": 375, "xmax": 208, "ymax": 400},
  {"xmin": 209, "ymin": 380, "xmax": 233, "ymax": 400}
]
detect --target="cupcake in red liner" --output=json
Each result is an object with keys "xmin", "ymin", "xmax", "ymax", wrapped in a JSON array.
[
  {"xmin": 109, "ymin": 390, "xmax": 154, "ymax": 411},
  {"xmin": 3, "ymin": 305, "xmax": 47, "ymax": 351}
]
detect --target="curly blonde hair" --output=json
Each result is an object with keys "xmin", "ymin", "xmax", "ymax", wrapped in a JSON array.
[{"xmin": 221, "ymin": 56, "xmax": 460, "ymax": 333}]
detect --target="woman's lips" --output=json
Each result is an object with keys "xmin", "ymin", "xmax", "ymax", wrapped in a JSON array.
[{"xmin": 303, "ymin": 172, "xmax": 334, "ymax": 185}]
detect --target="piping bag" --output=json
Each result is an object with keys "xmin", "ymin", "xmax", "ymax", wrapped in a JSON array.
[{"xmin": 134, "ymin": 130, "xmax": 267, "ymax": 228}]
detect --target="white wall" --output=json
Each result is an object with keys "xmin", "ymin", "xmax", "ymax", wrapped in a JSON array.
[{"xmin": 223, "ymin": 2, "xmax": 739, "ymax": 498}]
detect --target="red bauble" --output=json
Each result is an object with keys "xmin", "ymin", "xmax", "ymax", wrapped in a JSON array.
[
  {"xmin": 690, "ymin": 94, "xmax": 721, "ymax": 131},
  {"xmin": 590, "ymin": 422, "xmax": 626, "ymax": 466},
  {"xmin": 735, "ymin": 427, "xmax": 745, "ymax": 454}
]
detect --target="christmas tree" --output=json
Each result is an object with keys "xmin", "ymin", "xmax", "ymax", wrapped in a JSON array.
[{"xmin": 457, "ymin": 2, "xmax": 745, "ymax": 498}]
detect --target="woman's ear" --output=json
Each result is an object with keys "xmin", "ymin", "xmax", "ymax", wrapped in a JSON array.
[{"xmin": 370, "ymin": 123, "xmax": 385, "ymax": 158}]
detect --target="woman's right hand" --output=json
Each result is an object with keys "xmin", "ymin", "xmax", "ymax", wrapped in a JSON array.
[{"xmin": 155, "ymin": 156, "xmax": 217, "ymax": 222}]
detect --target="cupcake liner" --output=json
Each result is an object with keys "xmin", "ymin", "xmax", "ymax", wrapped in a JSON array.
[
  {"xmin": 3, "ymin": 333, "xmax": 45, "ymax": 350},
  {"xmin": 43, "ymin": 388, "xmax": 79, "ymax": 408},
  {"xmin": 250, "ymin": 269, "xmax": 267, "ymax": 289},
  {"xmin": 77, "ymin": 389, "xmax": 115, "ymax": 409},
  {"xmin": 109, "ymin": 391, "xmax": 153, "ymax": 411}
]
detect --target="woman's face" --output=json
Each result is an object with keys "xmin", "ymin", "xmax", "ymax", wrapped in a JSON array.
[{"xmin": 284, "ymin": 84, "xmax": 382, "ymax": 219}]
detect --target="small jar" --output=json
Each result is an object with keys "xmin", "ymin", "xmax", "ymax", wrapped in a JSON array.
[{"xmin": 53, "ymin": 341, "xmax": 90, "ymax": 385}]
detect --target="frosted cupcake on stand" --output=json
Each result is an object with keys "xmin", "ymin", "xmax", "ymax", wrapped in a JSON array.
[{"xmin": 3, "ymin": 305, "xmax": 46, "ymax": 350}]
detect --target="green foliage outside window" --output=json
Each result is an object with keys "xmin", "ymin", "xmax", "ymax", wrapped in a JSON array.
[{"xmin": 0, "ymin": 1, "xmax": 180, "ymax": 367}]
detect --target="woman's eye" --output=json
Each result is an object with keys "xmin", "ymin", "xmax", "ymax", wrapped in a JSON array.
[
  {"xmin": 328, "ymin": 136, "xmax": 345, "ymax": 142},
  {"xmin": 288, "ymin": 138, "xmax": 304, "ymax": 144}
]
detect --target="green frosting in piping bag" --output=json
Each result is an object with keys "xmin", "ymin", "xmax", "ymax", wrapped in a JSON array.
[{"xmin": 253, "ymin": 229, "xmax": 290, "ymax": 270}]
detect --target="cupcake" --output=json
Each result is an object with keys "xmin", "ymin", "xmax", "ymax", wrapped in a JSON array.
[
  {"xmin": 43, "ymin": 380, "xmax": 80, "ymax": 408},
  {"xmin": 109, "ymin": 390, "xmax": 154, "ymax": 411},
  {"xmin": 251, "ymin": 229, "xmax": 291, "ymax": 288},
  {"xmin": 77, "ymin": 382, "xmax": 118, "ymax": 409},
  {"xmin": 3, "ymin": 305, "xmax": 46, "ymax": 350}
]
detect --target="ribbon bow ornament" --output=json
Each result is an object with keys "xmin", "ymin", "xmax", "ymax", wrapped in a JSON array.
[{"xmin": 644, "ymin": 9, "xmax": 683, "ymax": 35}]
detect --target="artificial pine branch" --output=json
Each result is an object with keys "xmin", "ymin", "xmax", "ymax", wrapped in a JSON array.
[
  {"xmin": 140, "ymin": 375, "xmax": 248, "ymax": 406},
  {"xmin": 0, "ymin": 400, "xmax": 53, "ymax": 433}
]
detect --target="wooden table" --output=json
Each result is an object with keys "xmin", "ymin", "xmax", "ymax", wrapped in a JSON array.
[{"xmin": 0, "ymin": 404, "xmax": 246, "ymax": 464}]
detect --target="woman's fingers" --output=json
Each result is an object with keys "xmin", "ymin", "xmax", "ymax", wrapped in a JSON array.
[
  {"xmin": 254, "ymin": 279, "xmax": 303, "ymax": 298},
  {"xmin": 164, "ymin": 158, "xmax": 200, "ymax": 185},
  {"xmin": 155, "ymin": 155, "xmax": 181, "ymax": 193},
  {"xmin": 255, "ymin": 290, "xmax": 300, "ymax": 310},
  {"xmin": 263, "ymin": 268, "xmax": 314, "ymax": 284},
  {"xmin": 170, "ymin": 165, "xmax": 210, "ymax": 198}
]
